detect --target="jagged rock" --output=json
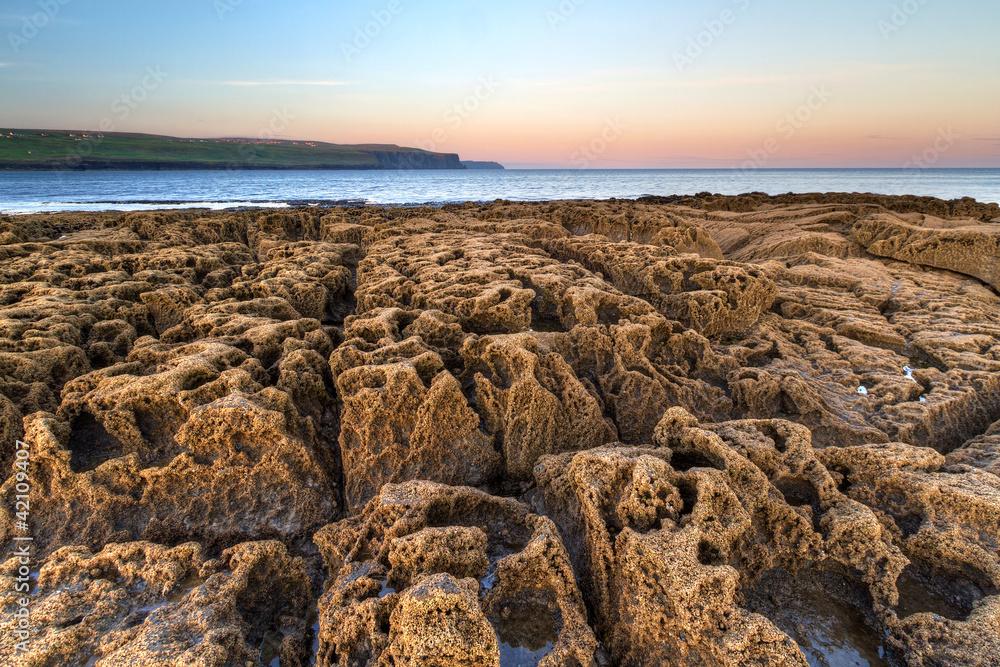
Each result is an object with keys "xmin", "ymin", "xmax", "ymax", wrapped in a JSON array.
[
  {"xmin": 551, "ymin": 322, "xmax": 732, "ymax": 444},
  {"xmin": 853, "ymin": 214, "xmax": 1000, "ymax": 290},
  {"xmin": 389, "ymin": 574, "xmax": 499, "ymax": 666},
  {"xmin": 947, "ymin": 420, "xmax": 1000, "ymax": 477},
  {"xmin": 0, "ymin": 382, "xmax": 338, "ymax": 558},
  {"xmin": 540, "ymin": 236, "xmax": 776, "ymax": 337},
  {"xmin": 140, "ymin": 286, "xmax": 203, "ymax": 335},
  {"xmin": 320, "ymin": 215, "xmax": 375, "ymax": 246},
  {"xmin": 331, "ymin": 335, "xmax": 500, "ymax": 511},
  {"xmin": 0, "ymin": 393, "xmax": 23, "ymax": 480},
  {"xmin": 719, "ymin": 253, "xmax": 1000, "ymax": 451},
  {"xmin": 357, "ymin": 232, "xmax": 537, "ymax": 334},
  {"xmin": 357, "ymin": 230, "xmax": 664, "ymax": 333},
  {"xmin": 0, "ymin": 540, "xmax": 312, "ymax": 665},
  {"xmin": 0, "ymin": 198, "xmax": 998, "ymax": 665},
  {"xmin": 819, "ymin": 442, "xmax": 1000, "ymax": 666},
  {"xmin": 534, "ymin": 409, "xmax": 908, "ymax": 666},
  {"xmin": 460, "ymin": 333, "xmax": 616, "ymax": 478},
  {"xmin": 312, "ymin": 481, "xmax": 598, "ymax": 667}
]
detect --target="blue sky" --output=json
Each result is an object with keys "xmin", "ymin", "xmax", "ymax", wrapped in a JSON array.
[{"xmin": 1, "ymin": 0, "xmax": 998, "ymax": 167}]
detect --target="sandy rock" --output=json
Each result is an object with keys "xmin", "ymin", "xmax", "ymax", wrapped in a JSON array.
[
  {"xmin": 312, "ymin": 481, "xmax": 597, "ymax": 667},
  {"xmin": 320, "ymin": 217, "xmax": 375, "ymax": 246},
  {"xmin": 460, "ymin": 333, "xmax": 616, "ymax": 479},
  {"xmin": 140, "ymin": 286, "xmax": 203, "ymax": 335},
  {"xmin": 534, "ymin": 409, "xmax": 908, "ymax": 666},
  {"xmin": 388, "ymin": 573, "xmax": 500, "ymax": 666},
  {"xmin": 819, "ymin": 442, "xmax": 1000, "ymax": 665},
  {"xmin": 332, "ymin": 335, "xmax": 500, "ymax": 510},
  {"xmin": 388, "ymin": 526, "xmax": 490, "ymax": 583},
  {"xmin": 0, "ymin": 393, "xmax": 23, "ymax": 480},
  {"xmin": 357, "ymin": 232, "xmax": 537, "ymax": 334},
  {"xmin": 0, "ymin": 387, "xmax": 338, "ymax": 559},
  {"xmin": 1, "ymin": 198, "xmax": 999, "ymax": 665},
  {"xmin": 720, "ymin": 253, "xmax": 1000, "ymax": 451},
  {"xmin": 854, "ymin": 214, "xmax": 1000, "ymax": 290},
  {"xmin": 0, "ymin": 540, "xmax": 312, "ymax": 666},
  {"xmin": 552, "ymin": 322, "xmax": 732, "ymax": 444},
  {"xmin": 540, "ymin": 236, "xmax": 777, "ymax": 337},
  {"xmin": 947, "ymin": 419, "xmax": 1000, "ymax": 477}
]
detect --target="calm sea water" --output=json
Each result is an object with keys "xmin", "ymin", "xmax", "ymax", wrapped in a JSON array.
[{"xmin": 1, "ymin": 168, "xmax": 998, "ymax": 214}]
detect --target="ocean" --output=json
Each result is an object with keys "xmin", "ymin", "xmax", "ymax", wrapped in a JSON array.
[{"xmin": 1, "ymin": 168, "xmax": 999, "ymax": 214}]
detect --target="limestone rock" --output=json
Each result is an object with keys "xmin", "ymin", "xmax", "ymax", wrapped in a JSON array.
[
  {"xmin": 0, "ymin": 540, "xmax": 312, "ymax": 666},
  {"xmin": 460, "ymin": 333, "xmax": 616, "ymax": 479},
  {"xmin": 819, "ymin": 442, "xmax": 1000, "ymax": 665},
  {"xmin": 534, "ymin": 409, "xmax": 908, "ymax": 666},
  {"xmin": 1, "ymin": 197, "xmax": 999, "ymax": 665},
  {"xmin": 332, "ymin": 335, "xmax": 500, "ymax": 510},
  {"xmin": 312, "ymin": 481, "xmax": 598, "ymax": 667},
  {"xmin": 540, "ymin": 236, "xmax": 777, "ymax": 337},
  {"xmin": 947, "ymin": 419, "xmax": 1000, "ymax": 477},
  {"xmin": 0, "ymin": 387, "xmax": 338, "ymax": 559},
  {"xmin": 853, "ymin": 214, "xmax": 1000, "ymax": 290}
]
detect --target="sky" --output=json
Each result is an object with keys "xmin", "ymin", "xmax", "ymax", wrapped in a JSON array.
[{"xmin": 1, "ymin": 0, "xmax": 998, "ymax": 168}]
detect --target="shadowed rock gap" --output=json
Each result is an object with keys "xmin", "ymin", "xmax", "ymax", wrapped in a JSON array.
[{"xmin": 68, "ymin": 412, "xmax": 125, "ymax": 473}]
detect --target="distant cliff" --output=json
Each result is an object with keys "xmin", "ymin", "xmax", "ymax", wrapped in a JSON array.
[
  {"xmin": 461, "ymin": 161, "xmax": 505, "ymax": 170},
  {"xmin": 0, "ymin": 129, "xmax": 472, "ymax": 171},
  {"xmin": 375, "ymin": 151, "xmax": 464, "ymax": 170}
]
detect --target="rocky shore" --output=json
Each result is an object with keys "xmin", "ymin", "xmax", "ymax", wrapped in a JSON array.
[{"xmin": 1, "ymin": 194, "xmax": 998, "ymax": 665}]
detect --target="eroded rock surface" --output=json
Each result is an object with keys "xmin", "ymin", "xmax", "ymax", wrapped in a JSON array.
[
  {"xmin": 0, "ymin": 540, "xmax": 313, "ymax": 666},
  {"xmin": 312, "ymin": 481, "xmax": 597, "ymax": 667},
  {"xmin": 1, "ymin": 196, "xmax": 998, "ymax": 665}
]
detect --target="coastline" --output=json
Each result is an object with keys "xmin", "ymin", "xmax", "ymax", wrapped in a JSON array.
[
  {"xmin": 3, "ymin": 190, "xmax": 999, "ymax": 218},
  {"xmin": 3, "ymin": 169, "xmax": 999, "ymax": 216},
  {"xmin": 0, "ymin": 129, "xmax": 469, "ymax": 171}
]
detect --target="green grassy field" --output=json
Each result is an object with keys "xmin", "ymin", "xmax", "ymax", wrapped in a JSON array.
[{"xmin": 0, "ymin": 129, "xmax": 461, "ymax": 170}]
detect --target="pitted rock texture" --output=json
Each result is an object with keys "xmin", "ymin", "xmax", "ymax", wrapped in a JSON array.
[
  {"xmin": 536, "ymin": 236, "xmax": 777, "ymax": 336},
  {"xmin": 0, "ymin": 195, "xmax": 998, "ymax": 665},
  {"xmin": 947, "ymin": 419, "xmax": 1000, "ymax": 477},
  {"xmin": 853, "ymin": 214, "xmax": 1000, "ymax": 291},
  {"xmin": 0, "ymin": 540, "xmax": 313, "ymax": 666},
  {"xmin": 312, "ymin": 481, "xmax": 597, "ymax": 667},
  {"xmin": 534, "ymin": 409, "xmax": 900, "ymax": 666}
]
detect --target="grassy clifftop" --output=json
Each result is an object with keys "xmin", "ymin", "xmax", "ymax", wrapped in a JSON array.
[{"xmin": 0, "ymin": 129, "xmax": 465, "ymax": 170}]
